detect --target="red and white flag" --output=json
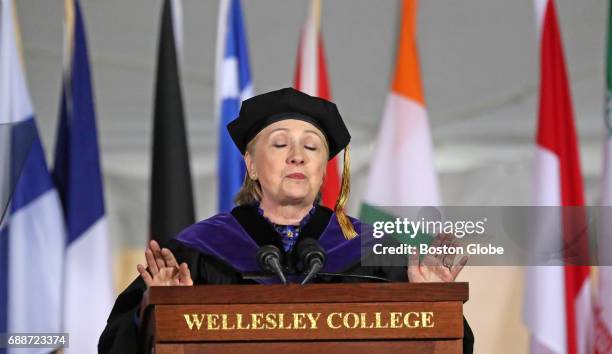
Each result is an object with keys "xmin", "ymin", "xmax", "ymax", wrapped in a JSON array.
[
  {"xmin": 524, "ymin": 1, "xmax": 591, "ymax": 353},
  {"xmin": 293, "ymin": 0, "xmax": 341, "ymax": 209}
]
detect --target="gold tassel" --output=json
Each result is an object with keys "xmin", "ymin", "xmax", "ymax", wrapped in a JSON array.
[{"xmin": 334, "ymin": 145, "xmax": 358, "ymax": 240}]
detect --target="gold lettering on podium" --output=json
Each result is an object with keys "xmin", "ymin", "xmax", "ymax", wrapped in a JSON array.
[
  {"xmin": 375, "ymin": 312, "xmax": 389, "ymax": 328},
  {"xmin": 389, "ymin": 312, "xmax": 402, "ymax": 328},
  {"xmin": 306, "ymin": 313, "xmax": 321, "ymax": 329},
  {"xmin": 292, "ymin": 313, "xmax": 307, "ymax": 329},
  {"xmin": 236, "ymin": 313, "xmax": 250, "ymax": 330},
  {"xmin": 265, "ymin": 313, "xmax": 277, "ymax": 329},
  {"xmin": 183, "ymin": 314, "xmax": 205, "ymax": 330},
  {"xmin": 206, "ymin": 314, "xmax": 220, "ymax": 330},
  {"xmin": 422, "ymin": 312, "xmax": 435, "ymax": 328},
  {"xmin": 343, "ymin": 313, "xmax": 359, "ymax": 329},
  {"xmin": 405, "ymin": 312, "xmax": 419, "ymax": 328},
  {"xmin": 182, "ymin": 311, "xmax": 435, "ymax": 331},
  {"xmin": 277, "ymin": 313, "xmax": 290, "ymax": 329},
  {"xmin": 327, "ymin": 312, "xmax": 341, "ymax": 329},
  {"xmin": 221, "ymin": 314, "xmax": 235, "ymax": 330},
  {"xmin": 359, "ymin": 312, "xmax": 374, "ymax": 328},
  {"xmin": 251, "ymin": 313, "xmax": 265, "ymax": 330}
]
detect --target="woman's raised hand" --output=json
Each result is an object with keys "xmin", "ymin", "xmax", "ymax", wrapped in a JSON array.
[
  {"xmin": 137, "ymin": 240, "xmax": 193, "ymax": 287},
  {"xmin": 407, "ymin": 233, "xmax": 468, "ymax": 283}
]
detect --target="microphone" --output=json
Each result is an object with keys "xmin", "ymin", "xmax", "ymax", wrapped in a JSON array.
[
  {"xmin": 256, "ymin": 245, "xmax": 287, "ymax": 284},
  {"xmin": 297, "ymin": 238, "xmax": 326, "ymax": 285}
]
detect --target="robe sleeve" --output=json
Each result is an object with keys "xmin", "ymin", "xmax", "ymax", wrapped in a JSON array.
[{"xmin": 97, "ymin": 238, "xmax": 243, "ymax": 354}]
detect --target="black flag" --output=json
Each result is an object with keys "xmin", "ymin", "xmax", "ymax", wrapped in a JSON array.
[{"xmin": 149, "ymin": 0, "xmax": 195, "ymax": 244}]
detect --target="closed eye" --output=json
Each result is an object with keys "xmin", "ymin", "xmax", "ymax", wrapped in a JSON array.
[
  {"xmin": 305, "ymin": 146, "xmax": 317, "ymax": 151},
  {"xmin": 273, "ymin": 144, "xmax": 287, "ymax": 148}
]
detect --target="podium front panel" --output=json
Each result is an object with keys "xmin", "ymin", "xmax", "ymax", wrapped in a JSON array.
[
  {"xmin": 144, "ymin": 283, "xmax": 469, "ymax": 354},
  {"xmin": 155, "ymin": 301, "xmax": 462, "ymax": 341}
]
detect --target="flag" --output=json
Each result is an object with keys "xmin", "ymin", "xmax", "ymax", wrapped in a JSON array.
[
  {"xmin": 0, "ymin": 0, "xmax": 65, "ymax": 353},
  {"xmin": 52, "ymin": 0, "xmax": 113, "ymax": 352},
  {"xmin": 215, "ymin": 0, "xmax": 253, "ymax": 212},
  {"xmin": 595, "ymin": 1, "xmax": 612, "ymax": 352},
  {"xmin": 150, "ymin": 0, "xmax": 195, "ymax": 243},
  {"xmin": 524, "ymin": 1, "xmax": 591, "ymax": 353},
  {"xmin": 293, "ymin": 0, "xmax": 340, "ymax": 209},
  {"xmin": 360, "ymin": 0, "xmax": 439, "ymax": 222}
]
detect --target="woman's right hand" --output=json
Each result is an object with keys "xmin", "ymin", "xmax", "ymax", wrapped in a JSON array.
[{"xmin": 137, "ymin": 240, "xmax": 193, "ymax": 287}]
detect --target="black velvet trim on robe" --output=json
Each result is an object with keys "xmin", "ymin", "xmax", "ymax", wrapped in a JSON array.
[
  {"xmin": 230, "ymin": 204, "xmax": 333, "ymax": 248},
  {"xmin": 230, "ymin": 204, "xmax": 334, "ymax": 274}
]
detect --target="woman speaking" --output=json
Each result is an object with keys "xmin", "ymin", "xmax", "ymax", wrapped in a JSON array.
[{"xmin": 99, "ymin": 87, "xmax": 474, "ymax": 353}]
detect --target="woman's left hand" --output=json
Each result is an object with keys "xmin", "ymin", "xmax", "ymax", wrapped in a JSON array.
[{"xmin": 407, "ymin": 233, "xmax": 468, "ymax": 283}]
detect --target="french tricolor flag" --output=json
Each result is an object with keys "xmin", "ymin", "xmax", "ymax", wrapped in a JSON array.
[
  {"xmin": 52, "ymin": 0, "xmax": 113, "ymax": 352},
  {"xmin": 0, "ymin": 0, "xmax": 65, "ymax": 353}
]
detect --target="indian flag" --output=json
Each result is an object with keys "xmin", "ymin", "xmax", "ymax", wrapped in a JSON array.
[{"xmin": 361, "ymin": 0, "xmax": 439, "ymax": 222}]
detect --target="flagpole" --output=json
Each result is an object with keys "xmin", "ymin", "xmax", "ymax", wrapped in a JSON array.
[{"xmin": 313, "ymin": 0, "xmax": 321, "ymax": 33}]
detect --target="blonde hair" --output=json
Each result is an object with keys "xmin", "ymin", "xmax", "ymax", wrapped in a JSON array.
[
  {"xmin": 233, "ymin": 127, "xmax": 328, "ymax": 206},
  {"xmin": 234, "ymin": 138, "xmax": 263, "ymax": 206}
]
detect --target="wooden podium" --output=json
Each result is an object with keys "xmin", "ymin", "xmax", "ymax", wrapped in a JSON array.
[{"xmin": 141, "ymin": 282, "xmax": 468, "ymax": 354}]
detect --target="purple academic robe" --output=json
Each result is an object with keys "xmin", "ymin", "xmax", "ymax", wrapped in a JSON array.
[{"xmin": 98, "ymin": 205, "xmax": 473, "ymax": 353}]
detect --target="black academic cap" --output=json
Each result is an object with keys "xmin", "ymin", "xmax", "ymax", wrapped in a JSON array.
[{"xmin": 226, "ymin": 87, "xmax": 351, "ymax": 159}]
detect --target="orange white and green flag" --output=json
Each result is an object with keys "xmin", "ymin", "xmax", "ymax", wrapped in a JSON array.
[{"xmin": 360, "ymin": 0, "xmax": 439, "ymax": 222}]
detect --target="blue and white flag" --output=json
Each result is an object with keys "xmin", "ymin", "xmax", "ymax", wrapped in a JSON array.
[
  {"xmin": 0, "ymin": 0, "xmax": 66, "ymax": 353},
  {"xmin": 215, "ymin": 0, "xmax": 253, "ymax": 212},
  {"xmin": 52, "ymin": 1, "xmax": 113, "ymax": 353}
]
